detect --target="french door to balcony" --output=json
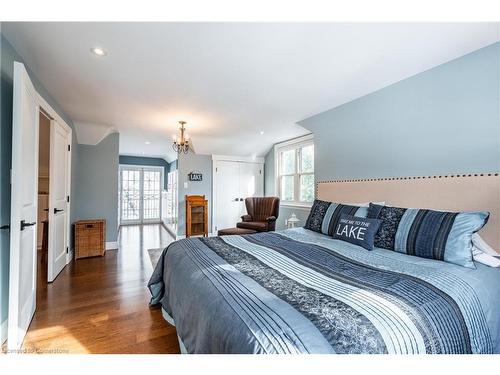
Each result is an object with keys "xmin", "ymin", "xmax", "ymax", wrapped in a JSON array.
[{"xmin": 120, "ymin": 166, "xmax": 163, "ymax": 224}]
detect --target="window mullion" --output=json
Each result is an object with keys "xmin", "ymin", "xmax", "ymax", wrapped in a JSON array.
[{"xmin": 294, "ymin": 147, "xmax": 300, "ymax": 203}]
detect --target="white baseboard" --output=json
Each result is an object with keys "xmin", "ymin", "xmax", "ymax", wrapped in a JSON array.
[
  {"xmin": 106, "ymin": 241, "xmax": 118, "ymax": 250},
  {"xmin": 1, "ymin": 318, "xmax": 7, "ymax": 345},
  {"xmin": 66, "ymin": 249, "xmax": 74, "ymax": 265}
]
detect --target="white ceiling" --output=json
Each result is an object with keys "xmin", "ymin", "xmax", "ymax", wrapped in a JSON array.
[{"xmin": 2, "ymin": 22, "xmax": 498, "ymax": 162}]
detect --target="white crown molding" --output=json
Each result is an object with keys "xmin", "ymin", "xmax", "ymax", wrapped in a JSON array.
[{"xmin": 74, "ymin": 121, "xmax": 117, "ymax": 145}]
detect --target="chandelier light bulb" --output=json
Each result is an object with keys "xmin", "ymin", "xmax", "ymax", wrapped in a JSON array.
[{"xmin": 171, "ymin": 120, "xmax": 191, "ymax": 154}]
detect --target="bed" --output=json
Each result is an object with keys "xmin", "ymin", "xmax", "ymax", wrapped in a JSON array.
[
  {"xmin": 148, "ymin": 227, "xmax": 500, "ymax": 354},
  {"xmin": 148, "ymin": 174, "xmax": 500, "ymax": 354}
]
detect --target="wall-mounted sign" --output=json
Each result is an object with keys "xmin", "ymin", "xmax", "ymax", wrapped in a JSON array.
[{"xmin": 188, "ymin": 172, "xmax": 203, "ymax": 182}]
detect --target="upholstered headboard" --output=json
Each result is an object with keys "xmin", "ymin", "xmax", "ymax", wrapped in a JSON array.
[{"xmin": 317, "ymin": 173, "xmax": 500, "ymax": 251}]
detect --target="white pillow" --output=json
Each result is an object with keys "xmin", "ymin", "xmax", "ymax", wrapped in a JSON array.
[
  {"xmin": 472, "ymin": 234, "xmax": 500, "ymax": 267},
  {"xmin": 473, "ymin": 250, "xmax": 500, "ymax": 267},
  {"xmin": 472, "ymin": 233, "xmax": 499, "ymax": 255}
]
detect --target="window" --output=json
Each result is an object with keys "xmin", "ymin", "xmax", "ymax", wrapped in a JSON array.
[
  {"xmin": 119, "ymin": 166, "xmax": 163, "ymax": 223},
  {"xmin": 275, "ymin": 135, "xmax": 314, "ymax": 206}
]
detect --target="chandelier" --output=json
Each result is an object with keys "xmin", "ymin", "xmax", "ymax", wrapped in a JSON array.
[{"xmin": 172, "ymin": 121, "xmax": 190, "ymax": 154}]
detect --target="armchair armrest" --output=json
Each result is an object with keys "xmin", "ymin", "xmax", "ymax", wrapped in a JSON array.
[
  {"xmin": 241, "ymin": 214, "xmax": 252, "ymax": 222},
  {"xmin": 266, "ymin": 216, "xmax": 277, "ymax": 232}
]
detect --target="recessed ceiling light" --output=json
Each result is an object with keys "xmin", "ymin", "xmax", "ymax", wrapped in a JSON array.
[
  {"xmin": 260, "ymin": 131, "xmax": 264, "ymax": 135},
  {"xmin": 91, "ymin": 47, "xmax": 107, "ymax": 56},
  {"xmin": 145, "ymin": 141, "xmax": 151, "ymax": 145}
]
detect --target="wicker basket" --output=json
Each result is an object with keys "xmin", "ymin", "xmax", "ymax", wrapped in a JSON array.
[{"xmin": 74, "ymin": 219, "xmax": 106, "ymax": 259}]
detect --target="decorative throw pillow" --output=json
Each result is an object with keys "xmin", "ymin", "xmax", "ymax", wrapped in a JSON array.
[
  {"xmin": 367, "ymin": 203, "xmax": 490, "ymax": 268},
  {"xmin": 332, "ymin": 214, "xmax": 382, "ymax": 250},
  {"xmin": 304, "ymin": 199, "xmax": 369, "ymax": 236}
]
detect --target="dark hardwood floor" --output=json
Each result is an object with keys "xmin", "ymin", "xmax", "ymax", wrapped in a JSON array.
[{"xmin": 22, "ymin": 224, "xmax": 180, "ymax": 354}]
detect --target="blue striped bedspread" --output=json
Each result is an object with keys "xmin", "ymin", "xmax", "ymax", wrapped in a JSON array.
[{"xmin": 148, "ymin": 228, "xmax": 500, "ymax": 354}]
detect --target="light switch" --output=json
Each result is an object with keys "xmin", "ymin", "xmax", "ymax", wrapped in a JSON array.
[{"xmin": 184, "ymin": 182, "xmax": 188, "ymax": 189}]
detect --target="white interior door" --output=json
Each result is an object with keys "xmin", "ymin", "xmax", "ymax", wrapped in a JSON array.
[
  {"xmin": 214, "ymin": 161, "xmax": 241, "ymax": 232},
  {"xmin": 8, "ymin": 62, "xmax": 39, "ymax": 350},
  {"xmin": 238, "ymin": 162, "xmax": 264, "ymax": 217},
  {"xmin": 47, "ymin": 119, "xmax": 71, "ymax": 282},
  {"xmin": 214, "ymin": 160, "xmax": 264, "ymax": 232}
]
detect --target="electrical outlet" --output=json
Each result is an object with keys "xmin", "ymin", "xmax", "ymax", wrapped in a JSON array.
[{"xmin": 184, "ymin": 182, "xmax": 188, "ymax": 189}]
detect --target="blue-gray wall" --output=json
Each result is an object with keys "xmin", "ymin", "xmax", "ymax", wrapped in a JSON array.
[
  {"xmin": 169, "ymin": 159, "xmax": 178, "ymax": 171},
  {"xmin": 299, "ymin": 42, "xmax": 500, "ymax": 182},
  {"xmin": 0, "ymin": 33, "xmax": 79, "ymax": 341},
  {"xmin": 177, "ymin": 152, "xmax": 212, "ymax": 237},
  {"xmin": 75, "ymin": 133, "xmax": 120, "ymax": 242},
  {"xmin": 265, "ymin": 42, "xmax": 500, "ymax": 230},
  {"xmin": 119, "ymin": 155, "xmax": 170, "ymax": 189}
]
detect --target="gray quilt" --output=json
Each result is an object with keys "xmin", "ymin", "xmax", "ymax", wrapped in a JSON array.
[{"xmin": 148, "ymin": 228, "xmax": 500, "ymax": 354}]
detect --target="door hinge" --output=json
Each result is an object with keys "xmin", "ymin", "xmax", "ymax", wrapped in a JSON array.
[
  {"xmin": 67, "ymin": 196, "xmax": 70, "ymax": 203},
  {"xmin": 68, "ymin": 144, "xmax": 71, "ymax": 151},
  {"xmin": 66, "ymin": 246, "xmax": 69, "ymax": 254},
  {"xmin": 260, "ymin": 169, "xmax": 262, "ymax": 174},
  {"xmin": 216, "ymin": 167, "xmax": 218, "ymax": 172}
]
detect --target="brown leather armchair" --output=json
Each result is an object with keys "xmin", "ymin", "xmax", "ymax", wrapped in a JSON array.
[{"xmin": 237, "ymin": 197, "xmax": 280, "ymax": 232}]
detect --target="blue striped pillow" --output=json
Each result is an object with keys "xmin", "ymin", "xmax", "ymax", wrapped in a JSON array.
[
  {"xmin": 367, "ymin": 203, "xmax": 490, "ymax": 268},
  {"xmin": 304, "ymin": 199, "xmax": 370, "ymax": 236}
]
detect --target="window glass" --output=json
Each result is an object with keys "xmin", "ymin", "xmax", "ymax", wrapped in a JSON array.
[
  {"xmin": 280, "ymin": 175, "xmax": 294, "ymax": 201},
  {"xmin": 299, "ymin": 174, "xmax": 314, "ymax": 202},
  {"xmin": 301, "ymin": 145, "xmax": 314, "ymax": 173},
  {"xmin": 281, "ymin": 149, "xmax": 296, "ymax": 175}
]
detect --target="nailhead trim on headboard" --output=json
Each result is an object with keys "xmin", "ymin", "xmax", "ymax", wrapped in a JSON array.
[{"xmin": 316, "ymin": 173, "xmax": 499, "ymax": 195}]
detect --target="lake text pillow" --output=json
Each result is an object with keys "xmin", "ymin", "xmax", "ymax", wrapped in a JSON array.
[{"xmin": 332, "ymin": 214, "xmax": 382, "ymax": 250}]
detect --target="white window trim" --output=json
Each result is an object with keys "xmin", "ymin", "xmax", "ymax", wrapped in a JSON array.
[{"xmin": 274, "ymin": 133, "xmax": 314, "ymax": 208}]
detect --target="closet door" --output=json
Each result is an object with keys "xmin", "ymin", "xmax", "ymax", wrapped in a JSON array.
[
  {"xmin": 214, "ymin": 161, "xmax": 241, "ymax": 232},
  {"xmin": 214, "ymin": 160, "xmax": 264, "ymax": 232},
  {"xmin": 238, "ymin": 162, "xmax": 264, "ymax": 216},
  {"xmin": 47, "ymin": 119, "xmax": 71, "ymax": 282}
]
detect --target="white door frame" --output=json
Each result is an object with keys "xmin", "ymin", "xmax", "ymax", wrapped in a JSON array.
[
  {"xmin": 37, "ymin": 92, "xmax": 73, "ymax": 267},
  {"xmin": 211, "ymin": 155, "xmax": 264, "ymax": 234},
  {"xmin": 119, "ymin": 165, "xmax": 163, "ymax": 224}
]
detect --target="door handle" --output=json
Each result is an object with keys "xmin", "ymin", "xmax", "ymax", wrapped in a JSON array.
[
  {"xmin": 239, "ymin": 198, "xmax": 244, "ymax": 201},
  {"xmin": 54, "ymin": 208, "xmax": 64, "ymax": 214},
  {"xmin": 0, "ymin": 224, "xmax": 9, "ymax": 231},
  {"xmin": 20, "ymin": 220, "xmax": 36, "ymax": 231}
]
